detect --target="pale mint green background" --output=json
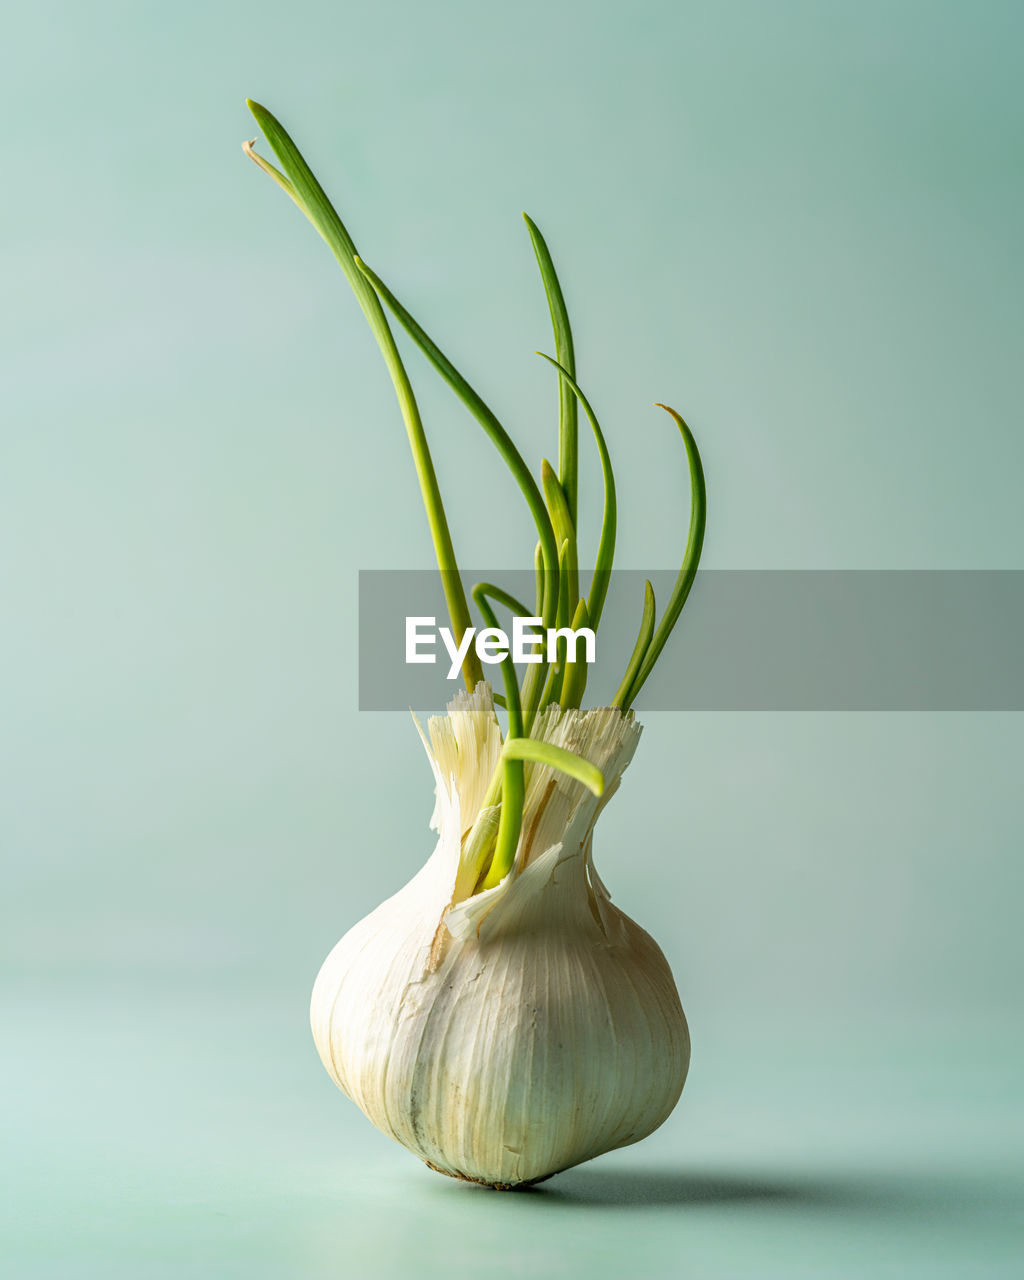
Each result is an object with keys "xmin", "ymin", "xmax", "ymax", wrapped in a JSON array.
[{"xmin": 2, "ymin": 1, "xmax": 1023, "ymax": 1276}]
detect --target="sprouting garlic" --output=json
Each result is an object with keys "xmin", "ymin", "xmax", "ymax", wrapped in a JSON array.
[{"xmin": 310, "ymin": 683, "xmax": 690, "ymax": 1188}]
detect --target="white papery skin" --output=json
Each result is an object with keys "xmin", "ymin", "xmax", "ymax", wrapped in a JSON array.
[{"xmin": 310, "ymin": 684, "xmax": 690, "ymax": 1187}]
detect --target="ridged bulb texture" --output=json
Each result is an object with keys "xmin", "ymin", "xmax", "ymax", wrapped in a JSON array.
[{"xmin": 311, "ymin": 684, "xmax": 689, "ymax": 1187}]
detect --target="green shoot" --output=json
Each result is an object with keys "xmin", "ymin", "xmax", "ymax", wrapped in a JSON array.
[
  {"xmin": 536, "ymin": 354, "xmax": 617, "ymax": 629},
  {"xmin": 473, "ymin": 583, "xmax": 526, "ymax": 890},
  {"xmin": 540, "ymin": 460, "xmax": 578, "ymax": 621},
  {"xmin": 501, "ymin": 737, "xmax": 605, "ymax": 797},
  {"xmin": 244, "ymin": 102, "xmax": 482, "ymax": 689},
  {"xmin": 612, "ymin": 580, "xmax": 656, "ymax": 708},
  {"xmin": 621, "ymin": 406, "xmax": 706, "ymax": 708},
  {"xmin": 559, "ymin": 597, "xmax": 592, "ymax": 709},
  {"xmin": 352, "ymin": 256, "xmax": 561, "ymax": 645},
  {"xmin": 523, "ymin": 215, "xmax": 577, "ymax": 525},
  {"xmin": 244, "ymin": 104, "xmax": 710, "ymax": 811}
]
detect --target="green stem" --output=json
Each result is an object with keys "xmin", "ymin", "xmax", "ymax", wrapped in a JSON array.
[
  {"xmin": 623, "ymin": 405, "xmax": 707, "ymax": 707},
  {"xmin": 472, "ymin": 584, "xmax": 526, "ymax": 892},
  {"xmin": 244, "ymin": 102, "xmax": 481, "ymax": 689},
  {"xmin": 523, "ymin": 214, "xmax": 577, "ymax": 526},
  {"xmin": 477, "ymin": 760, "xmax": 524, "ymax": 891},
  {"xmin": 471, "ymin": 583, "xmax": 527, "ymax": 737},
  {"xmin": 501, "ymin": 737, "xmax": 604, "ymax": 797},
  {"xmin": 519, "ymin": 541, "xmax": 552, "ymax": 729},
  {"xmin": 477, "ymin": 698, "xmax": 608, "ymax": 887},
  {"xmin": 536, "ymin": 354, "xmax": 617, "ymax": 629},
  {"xmin": 539, "ymin": 538, "xmax": 573, "ymax": 711},
  {"xmin": 612, "ymin": 579, "xmax": 656, "ymax": 708},
  {"xmin": 353, "ymin": 256, "xmax": 561, "ymax": 672},
  {"xmin": 559, "ymin": 597, "xmax": 592, "ymax": 710},
  {"xmin": 541, "ymin": 460, "xmax": 578, "ymax": 620}
]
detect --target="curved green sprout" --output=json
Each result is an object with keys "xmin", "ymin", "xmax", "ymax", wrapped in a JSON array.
[
  {"xmin": 559, "ymin": 597, "xmax": 592, "ymax": 710},
  {"xmin": 536, "ymin": 354, "xmax": 617, "ymax": 629},
  {"xmin": 472, "ymin": 583, "xmax": 525, "ymax": 891},
  {"xmin": 620, "ymin": 406, "xmax": 706, "ymax": 708},
  {"xmin": 243, "ymin": 102, "xmax": 708, "ymax": 890},
  {"xmin": 540, "ymin": 460, "xmax": 578, "ymax": 623},
  {"xmin": 524, "ymin": 215, "xmax": 577, "ymax": 527},
  {"xmin": 612, "ymin": 580, "xmax": 656, "ymax": 709},
  {"xmin": 501, "ymin": 737, "xmax": 605, "ymax": 798},
  {"xmin": 352, "ymin": 255, "xmax": 561, "ymax": 649},
  {"xmin": 244, "ymin": 101, "xmax": 482, "ymax": 690}
]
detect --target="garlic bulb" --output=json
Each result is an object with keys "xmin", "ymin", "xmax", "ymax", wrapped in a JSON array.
[{"xmin": 311, "ymin": 683, "xmax": 690, "ymax": 1188}]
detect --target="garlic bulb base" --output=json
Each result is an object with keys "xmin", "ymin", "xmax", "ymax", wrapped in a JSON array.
[
  {"xmin": 311, "ymin": 685, "xmax": 690, "ymax": 1185},
  {"xmin": 422, "ymin": 1159, "xmax": 556, "ymax": 1192}
]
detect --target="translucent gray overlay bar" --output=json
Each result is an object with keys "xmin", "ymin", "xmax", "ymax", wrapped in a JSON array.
[{"xmin": 358, "ymin": 571, "xmax": 1024, "ymax": 711}]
